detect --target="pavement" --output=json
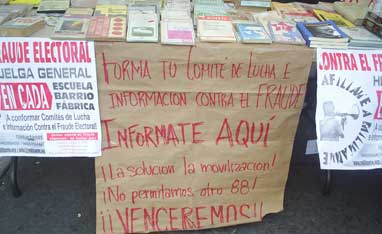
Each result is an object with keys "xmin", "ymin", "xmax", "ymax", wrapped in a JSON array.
[{"xmin": 1, "ymin": 109, "xmax": 382, "ymax": 234}]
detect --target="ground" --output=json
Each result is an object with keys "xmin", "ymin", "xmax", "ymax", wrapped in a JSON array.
[{"xmin": 1, "ymin": 111, "xmax": 382, "ymax": 234}]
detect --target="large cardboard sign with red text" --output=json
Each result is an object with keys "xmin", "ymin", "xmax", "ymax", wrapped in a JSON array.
[
  {"xmin": 95, "ymin": 43, "xmax": 313, "ymax": 233},
  {"xmin": 0, "ymin": 38, "xmax": 101, "ymax": 157},
  {"xmin": 316, "ymin": 49, "xmax": 382, "ymax": 170}
]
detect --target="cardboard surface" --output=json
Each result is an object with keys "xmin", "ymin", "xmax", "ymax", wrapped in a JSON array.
[{"xmin": 95, "ymin": 42, "xmax": 313, "ymax": 233}]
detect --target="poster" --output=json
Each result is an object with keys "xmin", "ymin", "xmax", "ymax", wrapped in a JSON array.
[
  {"xmin": 0, "ymin": 38, "xmax": 101, "ymax": 157},
  {"xmin": 95, "ymin": 43, "xmax": 313, "ymax": 233},
  {"xmin": 316, "ymin": 48, "xmax": 382, "ymax": 170}
]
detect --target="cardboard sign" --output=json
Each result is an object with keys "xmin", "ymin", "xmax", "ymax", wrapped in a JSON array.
[
  {"xmin": 316, "ymin": 49, "xmax": 382, "ymax": 170},
  {"xmin": 0, "ymin": 38, "xmax": 101, "ymax": 157},
  {"xmin": 95, "ymin": 43, "xmax": 313, "ymax": 233}
]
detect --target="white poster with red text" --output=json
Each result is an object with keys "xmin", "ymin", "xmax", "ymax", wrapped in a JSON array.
[
  {"xmin": 316, "ymin": 48, "xmax": 382, "ymax": 170},
  {"xmin": 0, "ymin": 38, "xmax": 101, "ymax": 157}
]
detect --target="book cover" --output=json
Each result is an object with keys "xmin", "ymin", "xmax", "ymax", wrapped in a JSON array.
[
  {"xmin": 0, "ymin": 16, "xmax": 44, "ymax": 36},
  {"xmin": 94, "ymin": 4, "xmax": 127, "ymax": 16},
  {"xmin": 87, "ymin": 16, "xmax": 126, "ymax": 41},
  {"xmin": 65, "ymin": 8, "xmax": 94, "ymax": 17},
  {"xmin": 161, "ymin": 19, "xmax": 195, "ymax": 45},
  {"xmin": 313, "ymin": 9, "xmax": 355, "ymax": 27},
  {"xmin": 333, "ymin": 2, "xmax": 368, "ymax": 25},
  {"xmin": 236, "ymin": 22, "xmax": 271, "ymax": 43},
  {"xmin": 240, "ymin": 0, "xmax": 271, "ymax": 8},
  {"xmin": 128, "ymin": 4, "xmax": 158, "ymax": 15},
  {"xmin": 37, "ymin": 0, "xmax": 70, "ymax": 13},
  {"xmin": 197, "ymin": 16, "xmax": 236, "ymax": 42},
  {"xmin": 161, "ymin": 8, "xmax": 190, "ymax": 20},
  {"xmin": 297, "ymin": 20, "xmax": 348, "ymax": 45},
  {"xmin": 272, "ymin": 2, "xmax": 309, "ymax": 17},
  {"xmin": 127, "ymin": 13, "xmax": 158, "ymax": 42},
  {"xmin": 268, "ymin": 20, "xmax": 305, "ymax": 45},
  {"xmin": 51, "ymin": 17, "xmax": 89, "ymax": 39}
]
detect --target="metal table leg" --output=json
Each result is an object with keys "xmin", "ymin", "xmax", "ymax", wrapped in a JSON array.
[
  {"xmin": 320, "ymin": 169, "xmax": 332, "ymax": 195},
  {"xmin": 10, "ymin": 157, "xmax": 22, "ymax": 198}
]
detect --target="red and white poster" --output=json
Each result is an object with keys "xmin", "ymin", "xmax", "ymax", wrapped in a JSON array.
[
  {"xmin": 316, "ymin": 48, "xmax": 382, "ymax": 169},
  {"xmin": 0, "ymin": 38, "xmax": 101, "ymax": 157}
]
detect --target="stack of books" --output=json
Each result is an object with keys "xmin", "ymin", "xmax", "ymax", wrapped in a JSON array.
[
  {"xmin": 0, "ymin": 4, "xmax": 32, "ymax": 25},
  {"xmin": 363, "ymin": 11, "xmax": 382, "ymax": 39},
  {"xmin": 0, "ymin": 16, "xmax": 44, "ymax": 36},
  {"xmin": 297, "ymin": 20, "xmax": 349, "ymax": 49},
  {"xmin": 239, "ymin": 0, "xmax": 271, "ymax": 13},
  {"xmin": 340, "ymin": 26, "xmax": 382, "ymax": 49},
  {"xmin": 161, "ymin": 0, "xmax": 194, "ymax": 45},
  {"xmin": 37, "ymin": 0, "xmax": 70, "ymax": 14},
  {"xmin": 127, "ymin": 4, "xmax": 158, "ymax": 42}
]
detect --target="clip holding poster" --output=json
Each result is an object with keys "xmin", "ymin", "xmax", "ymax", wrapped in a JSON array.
[
  {"xmin": 0, "ymin": 38, "xmax": 102, "ymax": 157},
  {"xmin": 316, "ymin": 48, "xmax": 382, "ymax": 170}
]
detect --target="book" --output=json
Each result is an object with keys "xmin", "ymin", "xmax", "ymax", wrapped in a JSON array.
[
  {"xmin": 295, "ymin": 2, "xmax": 336, "ymax": 13},
  {"xmin": 0, "ymin": 4, "xmax": 32, "ymax": 18},
  {"xmin": 367, "ymin": 11, "xmax": 382, "ymax": 25},
  {"xmin": 268, "ymin": 20, "xmax": 305, "ymax": 45},
  {"xmin": 0, "ymin": 16, "xmax": 44, "ymax": 36},
  {"xmin": 128, "ymin": 4, "xmax": 158, "ymax": 15},
  {"xmin": 309, "ymin": 42, "xmax": 348, "ymax": 49},
  {"xmin": 193, "ymin": 5, "xmax": 227, "ymax": 25},
  {"xmin": 65, "ymin": 8, "xmax": 94, "ymax": 17},
  {"xmin": 297, "ymin": 20, "xmax": 349, "ymax": 46},
  {"xmin": 161, "ymin": 18, "xmax": 195, "ymax": 45},
  {"xmin": 240, "ymin": 0, "xmax": 271, "ymax": 8},
  {"xmin": 194, "ymin": 0, "xmax": 224, "ymax": 6},
  {"xmin": 161, "ymin": 8, "xmax": 190, "ymax": 20},
  {"xmin": 340, "ymin": 26, "xmax": 382, "ymax": 47},
  {"xmin": 37, "ymin": 0, "xmax": 70, "ymax": 14},
  {"xmin": 363, "ymin": 17, "xmax": 382, "ymax": 39},
  {"xmin": 236, "ymin": 22, "xmax": 272, "ymax": 43},
  {"xmin": 197, "ymin": 16, "xmax": 236, "ymax": 42},
  {"xmin": 8, "ymin": 0, "xmax": 40, "ymax": 5},
  {"xmin": 333, "ymin": 2, "xmax": 368, "ymax": 26},
  {"xmin": 87, "ymin": 16, "xmax": 126, "ymax": 41},
  {"xmin": 272, "ymin": 2, "xmax": 318, "ymax": 23},
  {"xmin": 94, "ymin": 4, "xmax": 127, "ymax": 16},
  {"xmin": 313, "ymin": 9, "xmax": 355, "ymax": 27},
  {"xmin": 127, "ymin": 13, "xmax": 158, "ymax": 42},
  {"xmin": 166, "ymin": 0, "xmax": 191, "ymax": 11},
  {"xmin": 51, "ymin": 17, "xmax": 89, "ymax": 39},
  {"xmin": 272, "ymin": 2, "xmax": 307, "ymax": 16},
  {"xmin": 0, "ymin": 13, "xmax": 12, "ymax": 25}
]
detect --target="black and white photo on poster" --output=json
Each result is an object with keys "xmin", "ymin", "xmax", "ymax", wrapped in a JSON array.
[{"xmin": 316, "ymin": 49, "xmax": 382, "ymax": 170}]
